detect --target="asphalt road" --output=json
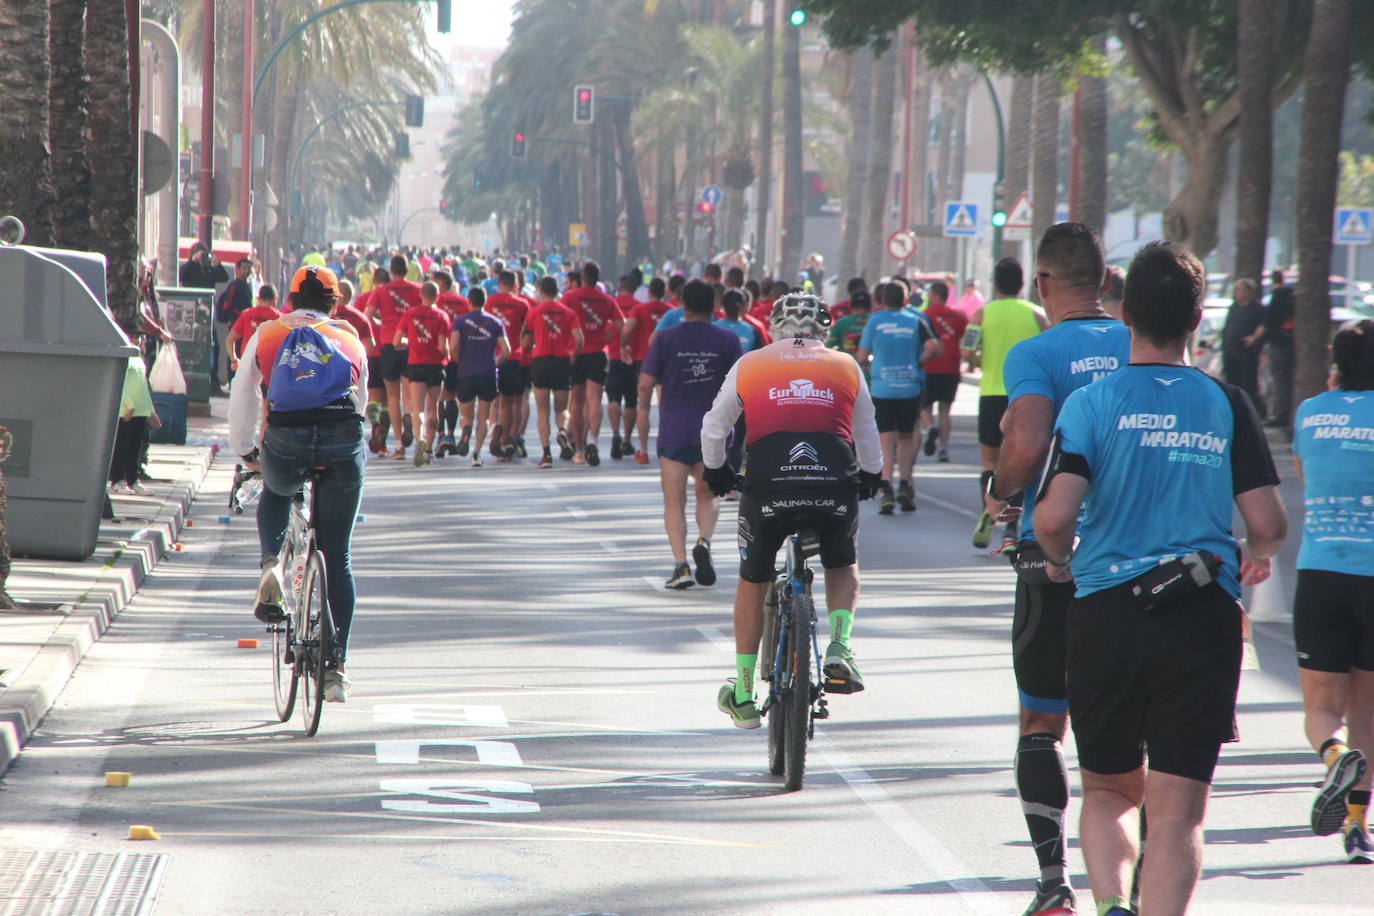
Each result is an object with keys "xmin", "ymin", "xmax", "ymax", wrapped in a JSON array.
[{"xmin": 0, "ymin": 394, "xmax": 1365, "ymax": 915}]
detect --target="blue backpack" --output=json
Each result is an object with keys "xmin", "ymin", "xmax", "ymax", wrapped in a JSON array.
[{"xmin": 266, "ymin": 321, "xmax": 355, "ymax": 412}]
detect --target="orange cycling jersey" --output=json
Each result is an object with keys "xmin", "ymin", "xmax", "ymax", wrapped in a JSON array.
[{"xmin": 735, "ymin": 338, "xmax": 860, "ymax": 446}]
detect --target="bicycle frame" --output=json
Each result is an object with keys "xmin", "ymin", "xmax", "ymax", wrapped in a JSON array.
[{"xmin": 765, "ymin": 533, "xmax": 825, "ymax": 714}]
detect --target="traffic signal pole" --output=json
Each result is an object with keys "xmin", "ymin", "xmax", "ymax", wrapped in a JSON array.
[
  {"xmin": 239, "ymin": 0, "xmax": 254, "ymax": 240},
  {"xmin": 198, "ymin": 0, "xmax": 214, "ymax": 247},
  {"xmin": 981, "ymin": 72, "xmax": 1007, "ymax": 258}
]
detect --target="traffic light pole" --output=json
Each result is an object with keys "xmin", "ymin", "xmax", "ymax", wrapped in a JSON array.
[
  {"xmin": 982, "ymin": 71, "xmax": 1007, "ymax": 258},
  {"xmin": 286, "ymin": 99, "xmax": 403, "ymax": 244},
  {"xmin": 397, "ymin": 206, "xmax": 441, "ymax": 245}
]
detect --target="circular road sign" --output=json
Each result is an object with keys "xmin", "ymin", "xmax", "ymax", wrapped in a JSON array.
[{"xmin": 887, "ymin": 230, "xmax": 916, "ymax": 261}]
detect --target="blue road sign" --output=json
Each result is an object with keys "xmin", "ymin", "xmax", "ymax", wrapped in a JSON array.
[
  {"xmin": 702, "ymin": 185, "xmax": 723, "ymax": 208},
  {"xmin": 943, "ymin": 202, "xmax": 978, "ymax": 238},
  {"xmin": 1335, "ymin": 207, "xmax": 1373, "ymax": 246}
]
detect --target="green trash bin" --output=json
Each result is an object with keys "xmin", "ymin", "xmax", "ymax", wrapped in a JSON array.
[
  {"xmin": 0, "ymin": 245, "xmax": 138, "ymax": 560},
  {"xmin": 153, "ymin": 287, "xmax": 213, "ymax": 410}
]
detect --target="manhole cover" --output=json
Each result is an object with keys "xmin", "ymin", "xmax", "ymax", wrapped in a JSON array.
[{"xmin": 0, "ymin": 849, "xmax": 166, "ymax": 915}]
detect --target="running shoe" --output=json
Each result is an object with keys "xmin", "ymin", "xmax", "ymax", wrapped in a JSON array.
[
  {"xmin": 717, "ymin": 682, "xmax": 761, "ymax": 729},
  {"xmin": 937, "ymin": 447, "xmax": 949, "ymax": 463},
  {"xmin": 557, "ymin": 429, "xmax": 574, "ymax": 461},
  {"xmin": 513, "ymin": 435, "xmax": 528, "ymax": 458},
  {"xmin": 586, "ymin": 443, "xmax": 601, "ymax": 467},
  {"xmin": 665, "ymin": 562, "xmax": 694, "ymax": 589},
  {"xmin": 972, "ymin": 510, "xmax": 994, "ymax": 549},
  {"xmin": 390, "ymin": 448, "xmax": 406, "ymax": 461},
  {"xmin": 822, "ymin": 640, "xmax": 865, "ymax": 693},
  {"xmin": 610, "ymin": 433, "xmax": 623, "ymax": 460},
  {"xmin": 457, "ymin": 424, "xmax": 472, "ymax": 457},
  {"xmin": 323, "ymin": 668, "xmax": 351, "ymax": 703},
  {"xmin": 998, "ymin": 531, "xmax": 1019, "ymax": 555},
  {"xmin": 1313, "ymin": 749, "xmax": 1367, "ymax": 836},
  {"xmin": 365, "ymin": 402, "xmax": 381, "ymax": 424},
  {"xmin": 1021, "ymin": 881, "xmax": 1075, "ymax": 915},
  {"xmin": 692, "ymin": 538, "xmax": 716, "ymax": 586},
  {"xmin": 1100, "ymin": 910, "xmax": 1132, "ymax": 916},
  {"xmin": 401, "ymin": 415, "xmax": 414, "ymax": 448},
  {"xmin": 412, "ymin": 440, "xmax": 429, "ymax": 467},
  {"xmin": 435, "ymin": 434, "xmax": 456, "ymax": 458},
  {"xmin": 923, "ymin": 427, "xmax": 939, "ymax": 457},
  {"xmin": 253, "ymin": 558, "xmax": 287, "ymax": 624},
  {"xmin": 634, "ymin": 449, "xmax": 650, "ymax": 464},
  {"xmin": 489, "ymin": 423, "xmax": 504, "ymax": 457},
  {"xmin": 470, "ymin": 454, "xmax": 483, "ymax": 468},
  {"xmin": 368, "ymin": 423, "xmax": 385, "ymax": 455},
  {"xmin": 538, "ymin": 450, "xmax": 553, "ymax": 469},
  {"xmin": 1345, "ymin": 822, "xmax": 1374, "ymax": 864},
  {"xmin": 878, "ymin": 483, "xmax": 896, "ymax": 515},
  {"xmin": 896, "ymin": 479, "xmax": 916, "ymax": 512}
]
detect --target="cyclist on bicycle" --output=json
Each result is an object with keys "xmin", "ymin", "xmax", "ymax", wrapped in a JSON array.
[
  {"xmin": 701, "ymin": 293, "xmax": 884, "ymax": 728},
  {"xmin": 228, "ymin": 265, "xmax": 369, "ymax": 703}
]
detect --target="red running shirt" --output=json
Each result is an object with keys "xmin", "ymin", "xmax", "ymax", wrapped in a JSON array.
[
  {"xmin": 626, "ymin": 300, "xmax": 672, "ymax": 362},
  {"xmin": 397, "ymin": 304, "xmax": 450, "ymax": 365},
  {"xmin": 486, "ymin": 292, "xmax": 529, "ymax": 353},
  {"xmin": 921, "ymin": 303, "xmax": 969, "ymax": 376},
  {"xmin": 230, "ymin": 305, "xmax": 281, "ymax": 356},
  {"xmin": 436, "ymin": 291, "xmax": 471, "ymax": 325},
  {"xmin": 526, "ymin": 300, "xmax": 581, "ymax": 359},
  {"xmin": 562, "ymin": 286, "xmax": 621, "ymax": 354},
  {"xmin": 331, "ymin": 304, "xmax": 376, "ymax": 356},
  {"xmin": 610, "ymin": 294, "xmax": 638, "ymax": 358},
  {"xmin": 373, "ymin": 279, "xmax": 423, "ymax": 346}
]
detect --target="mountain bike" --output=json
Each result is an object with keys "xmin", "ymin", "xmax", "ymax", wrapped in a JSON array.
[{"xmin": 759, "ymin": 529, "xmax": 828, "ymax": 791}]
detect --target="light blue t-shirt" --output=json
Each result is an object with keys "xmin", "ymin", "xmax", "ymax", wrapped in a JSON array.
[
  {"xmin": 1005, "ymin": 317, "xmax": 1131, "ymax": 539},
  {"xmin": 656, "ymin": 306, "xmax": 685, "ymax": 333},
  {"xmin": 1292, "ymin": 388, "xmax": 1374, "ymax": 575},
  {"xmin": 480, "ymin": 276, "xmax": 500, "ymax": 296},
  {"xmin": 714, "ymin": 318, "xmax": 758, "ymax": 353},
  {"xmin": 1053, "ymin": 366, "xmax": 1276, "ymax": 599},
  {"xmin": 858, "ymin": 309, "xmax": 932, "ymax": 399}
]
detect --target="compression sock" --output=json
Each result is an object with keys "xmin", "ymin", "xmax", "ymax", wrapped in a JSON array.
[
  {"xmin": 1096, "ymin": 899, "xmax": 1129, "ymax": 916},
  {"xmin": 443, "ymin": 400, "xmax": 460, "ymax": 434},
  {"xmin": 1015, "ymin": 733, "xmax": 1069, "ymax": 887},
  {"xmin": 734, "ymin": 654, "xmax": 757, "ymax": 703},
  {"xmin": 828, "ymin": 608, "xmax": 854, "ymax": 645},
  {"xmin": 979, "ymin": 469, "xmax": 994, "ymax": 502},
  {"xmin": 1348, "ymin": 789, "xmax": 1370, "ymax": 832},
  {"xmin": 1321, "ymin": 737, "xmax": 1351, "ymax": 770}
]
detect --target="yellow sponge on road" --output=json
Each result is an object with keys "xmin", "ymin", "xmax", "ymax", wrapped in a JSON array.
[
  {"xmin": 128, "ymin": 825, "xmax": 159, "ymax": 840},
  {"xmin": 104, "ymin": 772, "xmax": 131, "ymax": 787}
]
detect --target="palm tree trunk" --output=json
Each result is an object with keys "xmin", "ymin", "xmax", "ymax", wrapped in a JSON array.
[
  {"xmin": 614, "ymin": 103, "xmax": 651, "ymax": 268},
  {"xmin": 1030, "ymin": 72, "xmax": 1060, "ymax": 267},
  {"xmin": 88, "ymin": 0, "xmax": 139, "ymax": 330},
  {"xmin": 950, "ymin": 69, "xmax": 973, "ymax": 228},
  {"xmin": 779, "ymin": 15, "xmax": 804, "ymax": 282},
  {"xmin": 0, "ymin": 0, "xmax": 57, "ymax": 247},
  {"xmin": 1294, "ymin": 0, "xmax": 1353, "ymax": 410},
  {"xmin": 909, "ymin": 48, "xmax": 932, "ymax": 228},
  {"xmin": 837, "ymin": 49, "xmax": 873, "ymax": 282},
  {"xmin": 656, "ymin": 142, "xmax": 678, "ymax": 260},
  {"xmin": 1235, "ymin": 0, "xmax": 1277, "ymax": 284},
  {"xmin": 861, "ymin": 42, "xmax": 898, "ymax": 280},
  {"xmin": 1078, "ymin": 34, "xmax": 1109, "ymax": 236},
  {"xmin": 599, "ymin": 130, "xmax": 618, "ymax": 270},
  {"xmin": 934, "ymin": 70, "xmax": 956, "ymax": 267},
  {"xmin": 1001, "ymin": 75, "xmax": 1033, "ymax": 259},
  {"xmin": 50, "ymin": 0, "xmax": 92, "ymax": 250},
  {"xmin": 682, "ymin": 136, "xmax": 699, "ymax": 261},
  {"xmin": 754, "ymin": 0, "xmax": 775, "ymax": 276}
]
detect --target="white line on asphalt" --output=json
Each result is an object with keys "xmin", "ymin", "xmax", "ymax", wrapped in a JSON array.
[
  {"xmin": 695, "ymin": 625, "xmax": 734, "ymax": 652},
  {"xmin": 542, "ymin": 482, "xmax": 558, "ymax": 491},
  {"xmin": 567, "ymin": 506, "xmax": 590, "ymax": 519},
  {"xmin": 600, "ymin": 540, "xmax": 624, "ymax": 554},
  {"xmin": 916, "ymin": 490, "xmax": 982, "ymax": 520},
  {"xmin": 642, "ymin": 575, "xmax": 667, "ymax": 592}
]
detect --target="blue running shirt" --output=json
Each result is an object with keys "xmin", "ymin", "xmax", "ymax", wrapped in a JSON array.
[
  {"xmin": 1051, "ymin": 366, "xmax": 1278, "ymax": 599},
  {"xmin": 1004, "ymin": 317, "xmax": 1130, "ymax": 539},
  {"xmin": 656, "ymin": 306, "xmax": 685, "ymax": 333},
  {"xmin": 858, "ymin": 309, "xmax": 933, "ymax": 399},
  {"xmin": 1292, "ymin": 388, "xmax": 1374, "ymax": 575}
]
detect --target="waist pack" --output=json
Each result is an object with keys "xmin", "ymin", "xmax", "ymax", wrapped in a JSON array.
[
  {"xmin": 1010, "ymin": 539, "xmax": 1063, "ymax": 586},
  {"xmin": 1128, "ymin": 551, "xmax": 1221, "ymax": 612},
  {"xmin": 267, "ymin": 321, "xmax": 354, "ymax": 412}
]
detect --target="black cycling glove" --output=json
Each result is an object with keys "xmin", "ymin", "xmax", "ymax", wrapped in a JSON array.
[
  {"xmin": 857, "ymin": 470, "xmax": 885, "ymax": 501},
  {"xmin": 703, "ymin": 463, "xmax": 736, "ymax": 497}
]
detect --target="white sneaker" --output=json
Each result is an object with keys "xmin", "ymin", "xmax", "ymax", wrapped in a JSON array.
[
  {"xmin": 128, "ymin": 483, "xmax": 154, "ymax": 497},
  {"xmin": 324, "ymin": 669, "xmax": 351, "ymax": 703},
  {"xmin": 108, "ymin": 483, "xmax": 133, "ymax": 496},
  {"xmin": 253, "ymin": 558, "xmax": 286, "ymax": 623}
]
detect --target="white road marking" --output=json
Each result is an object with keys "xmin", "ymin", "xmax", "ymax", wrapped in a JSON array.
[
  {"xmin": 915, "ymin": 490, "xmax": 981, "ymax": 520},
  {"xmin": 600, "ymin": 540, "xmax": 624, "ymax": 554},
  {"xmin": 372, "ymin": 704, "xmax": 509, "ymax": 727},
  {"xmin": 541, "ymin": 482, "xmax": 558, "ymax": 491},
  {"xmin": 379, "ymin": 778, "xmax": 540, "ymax": 815},
  {"xmin": 642, "ymin": 575, "xmax": 667, "ymax": 592},
  {"xmin": 567, "ymin": 506, "xmax": 590, "ymax": 519},
  {"xmin": 375, "ymin": 740, "xmax": 523, "ymax": 767},
  {"xmin": 695, "ymin": 625, "xmax": 734, "ymax": 652}
]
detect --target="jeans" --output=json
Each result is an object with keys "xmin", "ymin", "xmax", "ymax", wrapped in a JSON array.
[{"xmin": 258, "ymin": 418, "xmax": 366, "ymax": 660}]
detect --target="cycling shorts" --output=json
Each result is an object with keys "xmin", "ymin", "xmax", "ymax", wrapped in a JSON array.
[
  {"xmin": 571, "ymin": 352, "xmax": 608, "ymax": 386},
  {"xmin": 978, "ymin": 395, "xmax": 1008, "ymax": 448},
  {"xmin": 442, "ymin": 362, "xmax": 460, "ymax": 393},
  {"xmin": 736, "ymin": 490, "xmax": 859, "ymax": 584},
  {"xmin": 378, "ymin": 345, "xmax": 408, "ymax": 383},
  {"xmin": 1012, "ymin": 577, "xmax": 1076, "ymax": 714},
  {"xmin": 1293, "ymin": 568, "xmax": 1374, "ymax": 672}
]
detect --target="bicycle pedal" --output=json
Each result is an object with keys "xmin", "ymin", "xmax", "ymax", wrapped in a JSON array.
[{"xmin": 812, "ymin": 706, "xmax": 829, "ymax": 719}]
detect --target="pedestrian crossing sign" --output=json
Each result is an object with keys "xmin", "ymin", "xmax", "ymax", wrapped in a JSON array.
[
  {"xmin": 943, "ymin": 202, "xmax": 978, "ymax": 238},
  {"xmin": 1335, "ymin": 207, "xmax": 1373, "ymax": 246}
]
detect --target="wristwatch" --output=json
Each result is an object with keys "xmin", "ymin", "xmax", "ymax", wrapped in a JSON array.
[{"xmin": 985, "ymin": 472, "xmax": 1012, "ymax": 503}]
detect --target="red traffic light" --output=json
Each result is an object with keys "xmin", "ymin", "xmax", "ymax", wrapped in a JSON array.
[
  {"xmin": 514, "ymin": 132, "xmax": 525, "ymax": 142},
  {"xmin": 578, "ymin": 89, "xmax": 591, "ymax": 102}
]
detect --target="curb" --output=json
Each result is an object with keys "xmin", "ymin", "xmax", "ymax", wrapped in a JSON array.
[{"xmin": 0, "ymin": 447, "xmax": 215, "ymax": 775}]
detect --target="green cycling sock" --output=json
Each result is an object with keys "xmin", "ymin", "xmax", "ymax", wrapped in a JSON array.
[
  {"xmin": 734, "ymin": 654, "xmax": 757, "ymax": 703},
  {"xmin": 829, "ymin": 608, "xmax": 854, "ymax": 644},
  {"xmin": 1096, "ymin": 898, "xmax": 1128, "ymax": 916}
]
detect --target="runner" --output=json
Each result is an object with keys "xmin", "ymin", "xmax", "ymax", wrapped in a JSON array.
[
  {"xmin": 962, "ymin": 257, "xmax": 1048, "ymax": 549},
  {"xmin": 1291, "ymin": 320, "xmax": 1374, "ymax": 863},
  {"xmin": 918, "ymin": 281, "xmax": 968, "ymax": 463},
  {"xmin": 826, "ymin": 288, "xmax": 872, "ymax": 371},
  {"xmin": 701, "ymin": 293, "xmax": 884, "ymax": 725},
  {"xmin": 636, "ymin": 279, "xmax": 740, "ymax": 588},
  {"xmin": 486, "ymin": 270, "xmax": 531, "ymax": 459},
  {"xmin": 394, "ymin": 281, "xmax": 450, "ymax": 466},
  {"xmin": 365, "ymin": 254, "xmax": 423, "ymax": 460},
  {"xmin": 624, "ymin": 277, "xmax": 674, "ymax": 464},
  {"xmin": 561, "ymin": 261, "xmax": 622, "ymax": 465},
  {"xmin": 525, "ymin": 276, "xmax": 582, "ymax": 468},
  {"xmin": 329, "ymin": 281, "xmax": 381, "ymax": 455},
  {"xmin": 226, "ymin": 283, "xmax": 281, "ymax": 375},
  {"xmin": 714, "ymin": 289, "xmax": 762, "ymax": 353},
  {"xmin": 447, "ymin": 287, "xmax": 511, "ymax": 467},
  {"xmin": 856, "ymin": 283, "xmax": 939, "ymax": 515},
  {"xmin": 355, "ymin": 267, "xmax": 392, "ymax": 454},
  {"xmin": 829, "ymin": 277, "xmax": 868, "ymax": 321},
  {"xmin": 606, "ymin": 274, "xmax": 641, "ymax": 460},
  {"xmin": 431, "ymin": 269, "xmax": 471, "ymax": 456}
]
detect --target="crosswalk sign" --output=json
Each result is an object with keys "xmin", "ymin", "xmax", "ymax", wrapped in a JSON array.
[
  {"xmin": 943, "ymin": 202, "xmax": 978, "ymax": 238},
  {"xmin": 1335, "ymin": 207, "xmax": 1373, "ymax": 246}
]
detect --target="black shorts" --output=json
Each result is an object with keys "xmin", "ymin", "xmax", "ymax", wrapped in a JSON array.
[
  {"xmin": 923, "ymin": 373, "xmax": 959, "ymax": 406},
  {"xmin": 366, "ymin": 355, "xmax": 385, "ymax": 391},
  {"xmin": 379, "ymin": 345, "xmax": 409, "ymax": 383},
  {"xmin": 530, "ymin": 356, "xmax": 572, "ymax": 391},
  {"xmin": 571, "ymin": 351, "xmax": 608, "ymax": 386},
  {"xmin": 605, "ymin": 359, "xmax": 639, "ymax": 408},
  {"xmin": 873, "ymin": 396, "xmax": 921, "ymax": 434},
  {"xmin": 497, "ymin": 362, "xmax": 528, "ymax": 397},
  {"xmin": 455, "ymin": 375, "xmax": 498, "ymax": 404},
  {"xmin": 978, "ymin": 395, "xmax": 1009, "ymax": 448},
  {"xmin": 1293, "ymin": 568, "xmax": 1374, "ymax": 672},
  {"xmin": 1012, "ymin": 577, "xmax": 1076, "ymax": 714},
  {"xmin": 1067, "ymin": 581, "xmax": 1242, "ymax": 784},
  {"xmin": 408, "ymin": 363, "xmax": 444, "ymax": 388},
  {"xmin": 442, "ymin": 362, "xmax": 460, "ymax": 393},
  {"xmin": 736, "ymin": 490, "xmax": 859, "ymax": 584}
]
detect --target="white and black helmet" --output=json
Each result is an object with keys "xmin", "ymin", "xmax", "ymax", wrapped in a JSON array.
[{"xmin": 768, "ymin": 293, "xmax": 831, "ymax": 340}]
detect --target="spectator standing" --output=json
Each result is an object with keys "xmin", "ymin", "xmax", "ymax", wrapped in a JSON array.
[
  {"xmin": 109, "ymin": 345, "xmax": 161, "ymax": 497},
  {"xmin": 178, "ymin": 243, "xmax": 228, "ymax": 392},
  {"xmin": 918, "ymin": 281, "xmax": 969, "ymax": 463},
  {"xmin": 1221, "ymin": 277, "xmax": 1264, "ymax": 409},
  {"xmin": 1247, "ymin": 268, "xmax": 1296, "ymax": 427},
  {"xmin": 215, "ymin": 258, "xmax": 257, "ymax": 390}
]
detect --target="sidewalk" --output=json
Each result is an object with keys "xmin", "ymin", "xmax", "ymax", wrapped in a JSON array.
[{"xmin": 0, "ymin": 407, "xmax": 227, "ymax": 775}]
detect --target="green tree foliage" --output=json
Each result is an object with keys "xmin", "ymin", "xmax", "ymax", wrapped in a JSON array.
[{"xmin": 1337, "ymin": 151, "xmax": 1374, "ymax": 208}]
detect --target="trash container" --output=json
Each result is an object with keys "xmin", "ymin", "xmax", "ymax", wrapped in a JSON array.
[
  {"xmin": 0, "ymin": 244, "xmax": 137, "ymax": 560},
  {"xmin": 155, "ymin": 286, "xmax": 214, "ymax": 409}
]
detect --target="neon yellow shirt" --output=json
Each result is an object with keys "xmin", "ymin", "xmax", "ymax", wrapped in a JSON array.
[
  {"xmin": 977, "ymin": 297, "xmax": 1041, "ymax": 396},
  {"xmin": 301, "ymin": 252, "xmax": 326, "ymax": 268}
]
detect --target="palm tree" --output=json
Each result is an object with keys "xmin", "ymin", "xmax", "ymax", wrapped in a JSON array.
[
  {"xmin": 860, "ymin": 41, "xmax": 898, "ymax": 280},
  {"xmin": 87, "ymin": 0, "xmax": 138, "ymax": 329},
  {"xmin": 49, "ymin": 0, "xmax": 92, "ymax": 250},
  {"xmin": 1235, "ymin": 0, "xmax": 1278, "ymax": 284},
  {"xmin": 837, "ymin": 49, "xmax": 873, "ymax": 281},
  {"xmin": 1077, "ymin": 35, "xmax": 1109, "ymax": 236},
  {"xmin": 779, "ymin": 11, "xmax": 805, "ymax": 280},
  {"xmin": 1294, "ymin": 0, "xmax": 1353, "ymax": 410},
  {"xmin": 0, "ymin": 0, "xmax": 57, "ymax": 247},
  {"xmin": 754, "ymin": 0, "xmax": 776, "ymax": 275},
  {"xmin": 908, "ymin": 47, "xmax": 932, "ymax": 230},
  {"xmin": 1000, "ymin": 74, "xmax": 1033, "ymax": 259},
  {"xmin": 1030, "ymin": 71, "xmax": 1060, "ymax": 270}
]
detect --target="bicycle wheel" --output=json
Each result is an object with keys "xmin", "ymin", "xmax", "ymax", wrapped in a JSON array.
[
  {"xmin": 763, "ymin": 583, "xmax": 785, "ymax": 776},
  {"xmin": 783, "ymin": 593, "xmax": 815, "ymax": 791},
  {"xmin": 297, "ymin": 550, "xmax": 330, "ymax": 737},
  {"xmin": 271, "ymin": 612, "xmax": 298, "ymax": 721}
]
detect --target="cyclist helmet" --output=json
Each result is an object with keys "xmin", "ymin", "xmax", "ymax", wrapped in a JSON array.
[
  {"xmin": 289, "ymin": 265, "xmax": 341, "ymax": 300},
  {"xmin": 768, "ymin": 293, "xmax": 831, "ymax": 340}
]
